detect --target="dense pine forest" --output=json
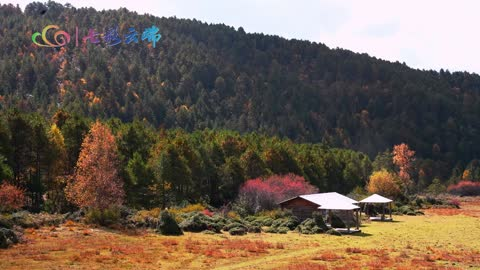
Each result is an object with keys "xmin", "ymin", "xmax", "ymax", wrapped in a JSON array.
[{"xmin": 1, "ymin": 1, "xmax": 480, "ymax": 211}]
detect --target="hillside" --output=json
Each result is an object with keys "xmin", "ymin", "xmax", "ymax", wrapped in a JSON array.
[{"xmin": 1, "ymin": 2, "xmax": 480, "ymax": 184}]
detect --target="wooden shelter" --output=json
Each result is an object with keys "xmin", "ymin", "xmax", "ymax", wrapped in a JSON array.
[
  {"xmin": 359, "ymin": 194, "xmax": 393, "ymax": 221},
  {"xmin": 279, "ymin": 192, "xmax": 361, "ymax": 232}
]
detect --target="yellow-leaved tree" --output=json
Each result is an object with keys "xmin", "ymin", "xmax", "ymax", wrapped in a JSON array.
[{"xmin": 366, "ymin": 169, "xmax": 401, "ymax": 198}]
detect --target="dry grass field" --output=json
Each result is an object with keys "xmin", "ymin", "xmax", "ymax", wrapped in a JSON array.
[{"xmin": 1, "ymin": 198, "xmax": 480, "ymax": 269}]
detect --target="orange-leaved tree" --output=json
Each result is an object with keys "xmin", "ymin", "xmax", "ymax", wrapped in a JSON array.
[
  {"xmin": 65, "ymin": 121, "xmax": 124, "ymax": 210},
  {"xmin": 393, "ymin": 143, "xmax": 415, "ymax": 195},
  {"xmin": 366, "ymin": 169, "xmax": 401, "ymax": 198}
]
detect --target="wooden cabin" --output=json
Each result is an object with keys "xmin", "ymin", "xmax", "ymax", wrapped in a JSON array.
[
  {"xmin": 279, "ymin": 192, "xmax": 361, "ymax": 232},
  {"xmin": 278, "ymin": 196, "xmax": 320, "ymax": 220}
]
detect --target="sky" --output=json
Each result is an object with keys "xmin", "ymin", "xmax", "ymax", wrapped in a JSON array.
[{"xmin": 4, "ymin": 0, "xmax": 480, "ymax": 74}]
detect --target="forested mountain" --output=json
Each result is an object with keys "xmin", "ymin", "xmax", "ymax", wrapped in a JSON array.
[{"xmin": 1, "ymin": 1, "xmax": 480, "ymax": 187}]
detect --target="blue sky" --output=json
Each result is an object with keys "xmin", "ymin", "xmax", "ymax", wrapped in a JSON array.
[{"xmin": 4, "ymin": 0, "xmax": 480, "ymax": 74}]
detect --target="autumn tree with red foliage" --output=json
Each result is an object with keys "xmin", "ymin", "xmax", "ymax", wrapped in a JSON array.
[
  {"xmin": 237, "ymin": 174, "xmax": 318, "ymax": 213},
  {"xmin": 0, "ymin": 182, "xmax": 25, "ymax": 212},
  {"xmin": 65, "ymin": 121, "xmax": 124, "ymax": 210},
  {"xmin": 393, "ymin": 143, "xmax": 415, "ymax": 194},
  {"xmin": 447, "ymin": 181, "xmax": 480, "ymax": 196}
]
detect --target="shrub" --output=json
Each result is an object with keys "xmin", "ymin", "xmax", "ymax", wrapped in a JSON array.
[
  {"xmin": 157, "ymin": 210, "xmax": 183, "ymax": 236},
  {"xmin": 312, "ymin": 212, "xmax": 329, "ymax": 231},
  {"xmin": 85, "ymin": 208, "xmax": 120, "ymax": 226},
  {"xmin": 0, "ymin": 228, "xmax": 18, "ymax": 248},
  {"xmin": 129, "ymin": 208, "xmax": 160, "ymax": 228},
  {"xmin": 0, "ymin": 216, "xmax": 13, "ymax": 229},
  {"xmin": 248, "ymin": 226, "xmax": 262, "ymax": 233},
  {"xmin": 179, "ymin": 212, "xmax": 222, "ymax": 233},
  {"xmin": 169, "ymin": 203, "xmax": 207, "ymax": 223},
  {"xmin": 271, "ymin": 218, "xmax": 292, "ymax": 230},
  {"xmin": 169, "ymin": 203, "xmax": 205, "ymax": 215},
  {"xmin": 226, "ymin": 211, "xmax": 240, "ymax": 220},
  {"xmin": 265, "ymin": 227, "xmax": 278, "ymax": 233},
  {"xmin": 261, "ymin": 217, "xmax": 274, "ymax": 226},
  {"xmin": 280, "ymin": 216, "xmax": 299, "ymax": 230},
  {"xmin": 266, "ymin": 216, "xmax": 299, "ymax": 233},
  {"xmin": 325, "ymin": 229, "xmax": 342, "ymax": 236},
  {"xmin": 256, "ymin": 209, "xmax": 293, "ymax": 219},
  {"xmin": 229, "ymin": 227, "xmax": 247, "ymax": 236},
  {"xmin": 447, "ymin": 181, "xmax": 480, "ymax": 196},
  {"xmin": 11, "ymin": 211, "xmax": 37, "ymax": 228},
  {"xmin": 0, "ymin": 230, "xmax": 8, "ymax": 249},
  {"xmin": 236, "ymin": 174, "xmax": 318, "ymax": 214},
  {"xmin": 251, "ymin": 216, "xmax": 273, "ymax": 226},
  {"xmin": 0, "ymin": 183, "xmax": 25, "ymax": 212},
  {"xmin": 276, "ymin": 226, "xmax": 289, "ymax": 234},
  {"xmin": 396, "ymin": 205, "xmax": 416, "ymax": 215},
  {"xmin": 330, "ymin": 214, "xmax": 346, "ymax": 228},
  {"xmin": 297, "ymin": 212, "xmax": 328, "ymax": 234}
]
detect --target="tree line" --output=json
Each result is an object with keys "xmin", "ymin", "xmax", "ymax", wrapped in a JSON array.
[
  {"xmin": 2, "ymin": 2, "xmax": 480, "ymax": 189},
  {"xmin": 0, "ymin": 109, "xmax": 372, "ymax": 212}
]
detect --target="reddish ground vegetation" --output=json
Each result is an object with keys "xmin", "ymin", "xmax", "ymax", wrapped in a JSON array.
[
  {"xmin": 425, "ymin": 197, "xmax": 480, "ymax": 218},
  {"xmin": 447, "ymin": 181, "xmax": 480, "ymax": 196}
]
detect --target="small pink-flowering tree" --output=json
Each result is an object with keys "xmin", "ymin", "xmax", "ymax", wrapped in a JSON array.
[{"xmin": 237, "ymin": 174, "xmax": 318, "ymax": 213}]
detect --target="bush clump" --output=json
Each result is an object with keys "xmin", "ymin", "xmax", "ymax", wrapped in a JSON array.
[
  {"xmin": 0, "ymin": 228, "xmax": 18, "ymax": 249},
  {"xmin": 265, "ymin": 227, "xmax": 278, "ymax": 233},
  {"xmin": 325, "ymin": 228, "xmax": 342, "ymax": 236},
  {"xmin": 248, "ymin": 225, "xmax": 262, "ymax": 233},
  {"xmin": 127, "ymin": 209, "xmax": 159, "ymax": 228},
  {"xmin": 0, "ymin": 216, "xmax": 13, "ymax": 229},
  {"xmin": 85, "ymin": 208, "xmax": 120, "ymax": 226},
  {"xmin": 396, "ymin": 205, "xmax": 416, "ymax": 215},
  {"xmin": 265, "ymin": 216, "xmax": 299, "ymax": 233},
  {"xmin": 223, "ymin": 222, "xmax": 247, "ymax": 232},
  {"xmin": 296, "ymin": 212, "xmax": 328, "ymax": 234},
  {"xmin": 11, "ymin": 211, "xmax": 37, "ymax": 228},
  {"xmin": 157, "ymin": 210, "xmax": 183, "ymax": 236},
  {"xmin": 251, "ymin": 216, "xmax": 273, "ymax": 226},
  {"xmin": 179, "ymin": 212, "xmax": 221, "ymax": 233},
  {"xmin": 229, "ymin": 226, "xmax": 247, "ymax": 236},
  {"xmin": 276, "ymin": 226, "xmax": 289, "ymax": 234},
  {"xmin": 169, "ymin": 204, "xmax": 206, "ymax": 223}
]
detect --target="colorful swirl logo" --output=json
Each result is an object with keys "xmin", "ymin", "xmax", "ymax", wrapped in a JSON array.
[{"xmin": 32, "ymin": 25, "xmax": 71, "ymax": 47}]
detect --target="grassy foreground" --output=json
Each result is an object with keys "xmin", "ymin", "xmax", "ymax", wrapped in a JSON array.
[{"xmin": 1, "ymin": 200, "xmax": 480, "ymax": 269}]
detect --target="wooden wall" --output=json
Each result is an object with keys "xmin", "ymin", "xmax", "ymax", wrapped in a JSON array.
[{"xmin": 280, "ymin": 197, "xmax": 319, "ymax": 220}]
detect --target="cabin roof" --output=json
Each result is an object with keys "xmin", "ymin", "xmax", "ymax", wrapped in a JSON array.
[{"xmin": 279, "ymin": 192, "xmax": 359, "ymax": 210}]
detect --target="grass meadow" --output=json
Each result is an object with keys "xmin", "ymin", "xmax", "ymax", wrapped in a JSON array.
[{"xmin": 1, "ymin": 198, "xmax": 480, "ymax": 269}]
